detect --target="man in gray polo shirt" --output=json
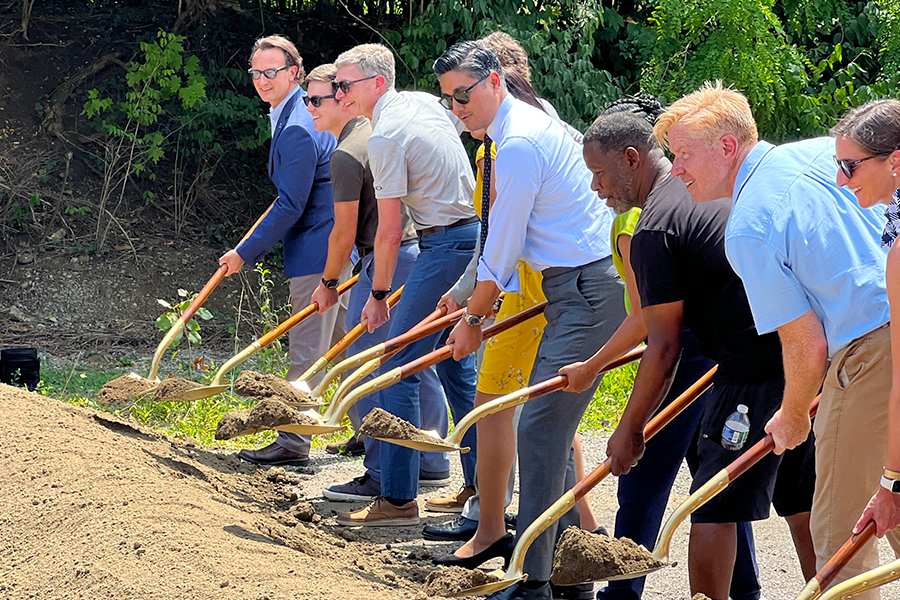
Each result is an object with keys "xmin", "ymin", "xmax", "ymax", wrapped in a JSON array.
[{"xmin": 332, "ymin": 43, "xmax": 480, "ymax": 526}]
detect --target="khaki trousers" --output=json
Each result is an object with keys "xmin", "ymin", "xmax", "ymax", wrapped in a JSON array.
[{"xmin": 812, "ymin": 324, "xmax": 900, "ymax": 598}]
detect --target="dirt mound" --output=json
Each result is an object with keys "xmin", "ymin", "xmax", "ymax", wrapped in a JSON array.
[
  {"xmin": 215, "ymin": 399, "xmax": 320, "ymax": 440},
  {"xmin": 0, "ymin": 383, "xmax": 432, "ymax": 600},
  {"xmin": 151, "ymin": 377, "xmax": 202, "ymax": 401},
  {"xmin": 423, "ymin": 566, "xmax": 500, "ymax": 596},
  {"xmin": 359, "ymin": 408, "xmax": 450, "ymax": 447},
  {"xmin": 692, "ymin": 595, "xmax": 713, "ymax": 600},
  {"xmin": 550, "ymin": 526, "xmax": 665, "ymax": 585},
  {"xmin": 96, "ymin": 374, "xmax": 155, "ymax": 404},
  {"xmin": 233, "ymin": 371, "xmax": 317, "ymax": 406}
]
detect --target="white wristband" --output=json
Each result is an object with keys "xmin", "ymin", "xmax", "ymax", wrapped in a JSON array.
[{"xmin": 880, "ymin": 475, "xmax": 900, "ymax": 494}]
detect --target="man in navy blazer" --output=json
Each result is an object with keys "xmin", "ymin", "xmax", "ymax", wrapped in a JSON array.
[{"xmin": 219, "ymin": 35, "xmax": 343, "ymax": 466}]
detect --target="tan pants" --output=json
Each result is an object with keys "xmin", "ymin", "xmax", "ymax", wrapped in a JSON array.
[{"xmin": 812, "ymin": 324, "xmax": 900, "ymax": 598}]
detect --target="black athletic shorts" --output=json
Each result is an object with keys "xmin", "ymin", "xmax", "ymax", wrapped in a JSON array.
[
  {"xmin": 771, "ymin": 425, "xmax": 816, "ymax": 517},
  {"xmin": 690, "ymin": 377, "xmax": 785, "ymax": 524}
]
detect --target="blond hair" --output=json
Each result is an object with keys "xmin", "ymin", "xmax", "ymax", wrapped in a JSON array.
[
  {"xmin": 250, "ymin": 35, "xmax": 305, "ymax": 84},
  {"xmin": 653, "ymin": 81, "xmax": 758, "ymax": 150},
  {"xmin": 335, "ymin": 44, "xmax": 395, "ymax": 90},
  {"xmin": 305, "ymin": 63, "xmax": 337, "ymax": 85},
  {"xmin": 477, "ymin": 31, "xmax": 530, "ymax": 83}
]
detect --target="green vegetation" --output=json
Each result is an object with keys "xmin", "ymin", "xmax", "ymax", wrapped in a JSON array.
[{"xmin": 581, "ymin": 361, "xmax": 638, "ymax": 432}]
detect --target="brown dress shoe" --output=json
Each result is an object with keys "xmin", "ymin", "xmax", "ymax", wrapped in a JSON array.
[
  {"xmin": 425, "ymin": 484, "xmax": 476, "ymax": 513},
  {"xmin": 336, "ymin": 497, "xmax": 419, "ymax": 527},
  {"xmin": 237, "ymin": 442, "xmax": 309, "ymax": 466},
  {"xmin": 325, "ymin": 434, "xmax": 366, "ymax": 456}
]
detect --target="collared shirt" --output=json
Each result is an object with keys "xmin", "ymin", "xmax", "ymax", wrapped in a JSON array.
[
  {"xmin": 477, "ymin": 95, "xmax": 613, "ymax": 292},
  {"xmin": 268, "ymin": 85, "xmax": 300, "ymax": 134},
  {"xmin": 725, "ymin": 137, "xmax": 889, "ymax": 358},
  {"xmin": 368, "ymin": 89, "xmax": 476, "ymax": 229}
]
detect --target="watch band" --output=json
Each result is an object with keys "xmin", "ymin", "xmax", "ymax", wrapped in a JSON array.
[
  {"xmin": 371, "ymin": 288, "xmax": 391, "ymax": 301},
  {"xmin": 880, "ymin": 475, "xmax": 900, "ymax": 494},
  {"xmin": 463, "ymin": 310, "xmax": 486, "ymax": 327},
  {"xmin": 321, "ymin": 277, "xmax": 339, "ymax": 289}
]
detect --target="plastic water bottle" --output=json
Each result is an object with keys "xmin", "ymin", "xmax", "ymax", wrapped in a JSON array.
[{"xmin": 721, "ymin": 404, "xmax": 750, "ymax": 451}]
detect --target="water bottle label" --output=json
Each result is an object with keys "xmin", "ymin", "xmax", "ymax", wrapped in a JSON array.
[{"xmin": 723, "ymin": 425, "xmax": 741, "ymax": 444}]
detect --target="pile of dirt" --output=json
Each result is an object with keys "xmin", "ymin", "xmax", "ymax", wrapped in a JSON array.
[
  {"xmin": 359, "ymin": 408, "xmax": 450, "ymax": 447},
  {"xmin": 215, "ymin": 399, "xmax": 320, "ymax": 440},
  {"xmin": 692, "ymin": 595, "xmax": 713, "ymax": 600},
  {"xmin": 550, "ymin": 527, "xmax": 665, "ymax": 585},
  {"xmin": 150, "ymin": 377, "xmax": 202, "ymax": 401},
  {"xmin": 96, "ymin": 374, "xmax": 155, "ymax": 404},
  {"xmin": 423, "ymin": 566, "xmax": 501, "ymax": 597},
  {"xmin": 0, "ymin": 383, "xmax": 433, "ymax": 599},
  {"xmin": 234, "ymin": 371, "xmax": 317, "ymax": 406}
]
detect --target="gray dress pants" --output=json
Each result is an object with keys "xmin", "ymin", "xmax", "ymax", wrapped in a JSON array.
[{"xmin": 517, "ymin": 256, "xmax": 625, "ymax": 581}]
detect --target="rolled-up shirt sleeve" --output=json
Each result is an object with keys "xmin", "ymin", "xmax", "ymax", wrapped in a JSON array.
[
  {"xmin": 725, "ymin": 233, "xmax": 812, "ymax": 334},
  {"xmin": 476, "ymin": 136, "xmax": 539, "ymax": 292}
]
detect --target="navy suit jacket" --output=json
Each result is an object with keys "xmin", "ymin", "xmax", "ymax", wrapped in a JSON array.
[{"xmin": 237, "ymin": 87, "xmax": 337, "ymax": 278}]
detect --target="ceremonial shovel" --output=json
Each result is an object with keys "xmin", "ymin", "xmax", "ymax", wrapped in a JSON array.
[
  {"xmin": 453, "ymin": 366, "xmax": 717, "ymax": 597},
  {"xmin": 372, "ymin": 346, "xmax": 645, "ymax": 454},
  {"xmin": 271, "ymin": 302, "xmax": 547, "ymax": 436}
]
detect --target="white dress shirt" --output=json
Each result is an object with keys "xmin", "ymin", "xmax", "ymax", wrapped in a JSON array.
[{"xmin": 478, "ymin": 95, "xmax": 613, "ymax": 292}]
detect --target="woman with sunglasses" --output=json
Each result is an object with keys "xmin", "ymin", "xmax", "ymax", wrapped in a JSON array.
[{"xmin": 832, "ymin": 99, "xmax": 900, "ymax": 539}]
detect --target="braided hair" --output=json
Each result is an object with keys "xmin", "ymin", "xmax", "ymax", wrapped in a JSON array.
[{"xmin": 584, "ymin": 95, "xmax": 666, "ymax": 153}]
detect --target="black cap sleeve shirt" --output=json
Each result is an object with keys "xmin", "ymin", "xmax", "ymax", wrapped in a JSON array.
[{"xmin": 630, "ymin": 176, "xmax": 783, "ymax": 384}]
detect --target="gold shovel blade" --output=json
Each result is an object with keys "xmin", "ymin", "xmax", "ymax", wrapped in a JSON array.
[
  {"xmin": 448, "ymin": 574, "xmax": 525, "ymax": 597},
  {"xmin": 161, "ymin": 383, "xmax": 230, "ymax": 402},
  {"xmin": 374, "ymin": 429, "xmax": 469, "ymax": 454},
  {"xmin": 604, "ymin": 563, "xmax": 670, "ymax": 582},
  {"xmin": 274, "ymin": 423, "xmax": 346, "ymax": 435},
  {"xmin": 291, "ymin": 379, "xmax": 313, "ymax": 394}
]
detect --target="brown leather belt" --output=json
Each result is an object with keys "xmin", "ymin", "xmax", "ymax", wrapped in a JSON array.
[{"xmin": 416, "ymin": 215, "xmax": 479, "ymax": 239}]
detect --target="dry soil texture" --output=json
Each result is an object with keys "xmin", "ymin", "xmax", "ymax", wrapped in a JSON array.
[{"xmin": 0, "ymin": 383, "xmax": 435, "ymax": 600}]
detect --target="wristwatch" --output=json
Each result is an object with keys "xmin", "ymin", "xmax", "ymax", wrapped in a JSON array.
[
  {"xmin": 462, "ymin": 310, "xmax": 486, "ymax": 327},
  {"xmin": 371, "ymin": 288, "xmax": 392, "ymax": 301},
  {"xmin": 880, "ymin": 475, "xmax": 900, "ymax": 494},
  {"xmin": 321, "ymin": 277, "xmax": 339, "ymax": 289}
]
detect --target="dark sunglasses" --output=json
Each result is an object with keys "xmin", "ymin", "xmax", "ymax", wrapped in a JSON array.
[
  {"xmin": 333, "ymin": 75, "xmax": 377, "ymax": 94},
  {"xmin": 438, "ymin": 76, "xmax": 488, "ymax": 110},
  {"xmin": 248, "ymin": 65, "xmax": 290, "ymax": 81},
  {"xmin": 302, "ymin": 94, "xmax": 336, "ymax": 108},
  {"xmin": 833, "ymin": 154, "xmax": 885, "ymax": 179}
]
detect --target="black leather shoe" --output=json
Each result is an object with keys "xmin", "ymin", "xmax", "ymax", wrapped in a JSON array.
[
  {"xmin": 422, "ymin": 515, "xmax": 478, "ymax": 541},
  {"xmin": 433, "ymin": 533, "xmax": 515, "ymax": 569},
  {"xmin": 486, "ymin": 581, "xmax": 551, "ymax": 600},
  {"xmin": 550, "ymin": 582, "xmax": 594, "ymax": 600},
  {"xmin": 237, "ymin": 442, "xmax": 309, "ymax": 466}
]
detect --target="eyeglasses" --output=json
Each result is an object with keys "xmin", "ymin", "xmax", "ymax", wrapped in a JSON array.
[
  {"xmin": 438, "ymin": 76, "xmax": 488, "ymax": 110},
  {"xmin": 248, "ymin": 65, "xmax": 289, "ymax": 81},
  {"xmin": 302, "ymin": 94, "xmax": 336, "ymax": 108},
  {"xmin": 834, "ymin": 154, "xmax": 884, "ymax": 179},
  {"xmin": 333, "ymin": 75, "xmax": 377, "ymax": 94}
]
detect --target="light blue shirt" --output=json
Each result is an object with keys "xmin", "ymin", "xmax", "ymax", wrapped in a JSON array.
[
  {"xmin": 268, "ymin": 85, "xmax": 302, "ymax": 134},
  {"xmin": 478, "ymin": 95, "xmax": 613, "ymax": 292},
  {"xmin": 725, "ymin": 137, "xmax": 889, "ymax": 357}
]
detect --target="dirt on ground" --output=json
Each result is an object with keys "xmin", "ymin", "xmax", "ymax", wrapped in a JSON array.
[
  {"xmin": 360, "ymin": 407, "xmax": 452, "ymax": 447},
  {"xmin": 551, "ymin": 526, "xmax": 665, "ymax": 586},
  {"xmin": 150, "ymin": 377, "xmax": 202, "ymax": 401},
  {"xmin": 215, "ymin": 399, "xmax": 320, "ymax": 440},
  {"xmin": 233, "ymin": 371, "xmax": 317, "ymax": 406},
  {"xmin": 96, "ymin": 373, "xmax": 156, "ymax": 405},
  {"xmin": 0, "ymin": 382, "xmax": 440, "ymax": 600},
  {"xmin": 423, "ymin": 566, "xmax": 500, "ymax": 597}
]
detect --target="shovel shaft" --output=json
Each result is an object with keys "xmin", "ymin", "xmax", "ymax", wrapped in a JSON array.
[
  {"xmin": 148, "ymin": 264, "xmax": 229, "ymax": 382},
  {"xmin": 816, "ymin": 556, "xmax": 900, "ymax": 600},
  {"xmin": 814, "ymin": 520, "xmax": 877, "ymax": 593}
]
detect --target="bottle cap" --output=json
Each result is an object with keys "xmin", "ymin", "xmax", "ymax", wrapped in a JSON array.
[{"xmin": 737, "ymin": 404, "xmax": 748, "ymax": 413}]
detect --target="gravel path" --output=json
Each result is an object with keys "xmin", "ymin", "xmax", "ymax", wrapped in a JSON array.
[{"xmin": 302, "ymin": 429, "xmax": 900, "ymax": 600}]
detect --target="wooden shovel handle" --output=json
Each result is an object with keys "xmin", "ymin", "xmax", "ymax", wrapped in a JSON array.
[
  {"xmin": 816, "ymin": 520, "xmax": 877, "ymax": 591},
  {"xmin": 256, "ymin": 274, "xmax": 359, "ymax": 347},
  {"xmin": 395, "ymin": 301, "xmax": 548, "ymax": 380},
  {"xmin": 725, "ymin": 395, "xmax": 821, "ymax": 481},
  {"xmin": 320, "ymin": 286, "xmax": 404, "ymax": 364},
  {"xmin": 380, "ymin": 307, "xmax": 465, "ymax": 355},
  {"xmin": 180, "ymin": 264, "xmax": 228, "ymax": 323},
  {"xmin": 572, "ymin": 365, "xmax": 717, "ymax": 500}
]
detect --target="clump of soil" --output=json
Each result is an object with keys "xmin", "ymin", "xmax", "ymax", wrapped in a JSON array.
[
  {"xmin": 150, "ymin": 377, "xmax": 201, "ymax": 401},
  {"xmin": 692, "ymin": 595, "xmax": 712, "ymax": 600},
  {"xmin": 423, "ymin": 566, "xmax": 500, "ymax": 597},
  {"xmin": 215, "ymin": 399, "xmax": 320, "ymax": 440},
  {"xmin": 358, "ymin": 408, "xmax": 451, "ymax": 448},
  {"xmin": 96, "ymin": 374, "xmax": 155, "ymax": 405},
  {"xmin": 233, "ymin": 370, "xmax": 317, "ymax": 406},
  {"xmin": 293, "ymin": 502, "xmax": 316, "ymax": 522},
  {"xmin": 550, "ymin": 527, "xmax": 664, "ymax": 585}
]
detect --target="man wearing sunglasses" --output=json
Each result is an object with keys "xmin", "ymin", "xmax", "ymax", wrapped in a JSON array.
[
  {"xmin": 432, "ymin": 42, "xmax": 623, "ymax": 600},
  {"xmin": 653, "ymin": 82, "xmax": 897, "ymax": 595},
  {"xmin": 220, "ymin": 35, "xmax": 345, "ymax": 468},
  {"xmin": 330, "ymin": 43, "xmax": 480, "ymax": 527},
  {"xmin": 302, "ymin": 63, "xmax": 452, "ymax": 500}
]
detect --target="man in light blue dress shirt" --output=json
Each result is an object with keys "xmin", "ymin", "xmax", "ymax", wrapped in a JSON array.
[
  {"xmin": 653, "ymin": 81, "xmax": 900, "ymax": 597},
  {"xmin": 435, "ymin": 42, "xmax": 625, "ymax": 600}
]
